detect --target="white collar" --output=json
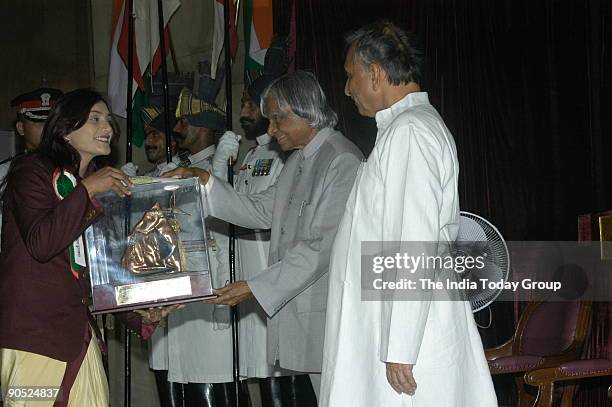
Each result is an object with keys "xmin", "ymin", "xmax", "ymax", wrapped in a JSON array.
[
  {"xmin": 256, "ymin": 133, "xmax": 274, "ymax": 146},
  {"xmin": 375, "ymin": 92, "xmax": 430, "ymax": 132},
  {"xmin": 300, "ymin": 127, "xmax": 335, "ymax": 159},
  {"xmin": 189, "ymin": 145, "xmax": 216, "ymax": 163}
]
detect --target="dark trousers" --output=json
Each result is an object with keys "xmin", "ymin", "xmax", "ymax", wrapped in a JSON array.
[{"xmin": 154, "ymin": 370, "xmax": 317, "ymax": 407}]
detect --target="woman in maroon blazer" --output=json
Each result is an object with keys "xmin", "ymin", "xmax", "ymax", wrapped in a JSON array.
[{"xmin": 0, "ymin": 89, "xmax": 132, "ymax": 406}]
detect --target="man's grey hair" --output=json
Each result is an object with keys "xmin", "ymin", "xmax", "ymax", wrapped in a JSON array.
[
  {"xmin": 345, "ymin": 20, "xmax": 424, "ymax": 86},
  {"xmin": 260, "ymin": 70, "xmax": 338, "ymax": 129}
]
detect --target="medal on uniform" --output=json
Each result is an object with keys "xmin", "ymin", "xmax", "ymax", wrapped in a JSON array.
[
  {"xmin": 252, "ymin": 159, "xmax": 274, "ymax": 176},
  {"xmin": 252, "ymin": 160, "xmax": 261, "ymax": 176},
  {"xmin": 262, "ymin": 159, "xmax": 273, "ymax": 176}
]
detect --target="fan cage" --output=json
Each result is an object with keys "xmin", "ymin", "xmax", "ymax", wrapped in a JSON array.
[{"xmin": 459, "ymin": 211, "xmax": 510, "ymax": 312}]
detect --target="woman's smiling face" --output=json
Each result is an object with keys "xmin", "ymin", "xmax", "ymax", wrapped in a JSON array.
[{"xmin": 66, "ymin": 101, "xmax": 114, "ymax": 162}]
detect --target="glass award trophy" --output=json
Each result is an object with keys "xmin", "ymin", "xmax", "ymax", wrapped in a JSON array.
[{"xmin": 84, "ymin": 177, "xmax": 214, "ymax": 313}]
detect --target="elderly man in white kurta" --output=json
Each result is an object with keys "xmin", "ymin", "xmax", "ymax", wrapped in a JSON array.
[{"xmin": 320, "ymin": 21, "xmax": 498, "ymax": 407}]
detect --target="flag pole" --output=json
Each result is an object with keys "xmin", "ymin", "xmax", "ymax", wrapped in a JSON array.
[
  {"xmin": 125, "ymin": 0, "xmax": 134, "ymax": 165},
  {"xmin": 156, "ymin": 0, "xmax": 173, "ymax": 164},
  {"xmin": 234, "ymin": 0, "xmax": 241, "ymax": 27},
  {"xmin": 223, "ymin": 0, "xmax": 233, "ymax": 133},
  {"xmin": 124, "ymin": 1, "xmax": 134, "ymax": 406},
  {"xmin": 223, "ymin": 1, "xmax": 241, "ymax": 405}
]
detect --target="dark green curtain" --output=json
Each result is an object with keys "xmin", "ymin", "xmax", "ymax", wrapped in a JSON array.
[{"xmin": 275, "ymin": 0, "xmax": 611, "ymax": 238}]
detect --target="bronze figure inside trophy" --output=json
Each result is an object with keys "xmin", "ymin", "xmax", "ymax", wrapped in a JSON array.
[{"xmin": 122, "ymin": 191, "xmax": 189, "ymax": 275}]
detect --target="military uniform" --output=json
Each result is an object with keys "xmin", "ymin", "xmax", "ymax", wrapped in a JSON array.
[
  {"xmin": 233, "ymin": 134, "xmax": 285, "ymax": 378},
  {"xmin": 148, "ymin": 88, "xmax": 245, "ymax": 407},
  {"xmin": 148, "ymin": 144, "xmax": 237, "ymax": 384},
  {"xmin": 1, "ymin": 87, "xmax": 62, "ymax": 251}
]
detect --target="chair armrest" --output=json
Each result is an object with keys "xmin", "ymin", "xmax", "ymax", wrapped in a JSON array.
[
  {"xmin": 485, "ymin": 337, "xmax": 514, "ymax": 361},
  {"xmin": 526, "ymin": 359, "xmax": 612, "ymax": 386},
  {"xmin": 525, "ymin": 367, "xmax": 562, "ymax": 386}
]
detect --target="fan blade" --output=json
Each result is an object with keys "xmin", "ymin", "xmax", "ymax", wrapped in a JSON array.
[
  {"xmin": 458, "ymin": 216, "xmax": 488, "ymax": 242},
  {"xmin": 467, "ymin": 261, "xmax": 503, "ymax": 282}
]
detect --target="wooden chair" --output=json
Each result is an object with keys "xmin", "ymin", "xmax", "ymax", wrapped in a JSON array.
[
  {"xmin": 525, "ymin": 359, "xmax": 612, "ymax": 406},
  {"xmin": 485, "ymin": 301, "xmax": 592, "ymax": 407}
]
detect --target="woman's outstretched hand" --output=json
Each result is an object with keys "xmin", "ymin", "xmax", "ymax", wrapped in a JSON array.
[{"xmin": 82, "ymin": 167, "xmax": 133, "ymax": 198}]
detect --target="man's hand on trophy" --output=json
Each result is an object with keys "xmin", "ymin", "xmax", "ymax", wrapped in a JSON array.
[
  {"xmin": 205, "ymin": 281, "xmax": 254, "ymax": 306},
  {"xmin": 157, "ymin": 161, "xmax": 178, "ymax": 175},
  {"xmin": 135, "ymin": 303, "xmax": 185, "ymax": 325},
  {"xmin": 163, "ymin": 167, "xmax": 210, "ymax": 185}
]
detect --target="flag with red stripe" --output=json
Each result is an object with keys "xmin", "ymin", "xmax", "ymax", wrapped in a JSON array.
[
  {"xmin": 211, "ymin": 0, "xmax": 238, "ymax": 80},
  {"xmin": 107, "ymin": 0, "xmax": 181, "ymax": 118}
]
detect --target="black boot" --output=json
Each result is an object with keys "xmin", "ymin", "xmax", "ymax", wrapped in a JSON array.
[
  {"xmin": 183, "ymin": 381, "xmax": 250, "ymax": 407},
  {"xmin": 259, "ymin": 375, "xmax": 317, "ymax": 407},
  {"xmin": 259, "ymin": 377, "xmax": 283, "ymax": 407},
  {"xmin": 183, "ymin": 382, "xmax": 215, "ymax": 407},
  {"xmin": 154, "ymin": 370, "xmax": 184, "ymax": 407}
]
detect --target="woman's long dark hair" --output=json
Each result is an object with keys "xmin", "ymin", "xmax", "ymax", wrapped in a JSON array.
[
  {"xmin": 38, "ymin": 89, "xmax": 112, "ymax": 171},
  {"xmin": 1, "ymin": 89, "xmax": 119, "ymax": 197}
]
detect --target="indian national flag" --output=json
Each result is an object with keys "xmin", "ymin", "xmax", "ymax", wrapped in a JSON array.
[
  {"xmin": 244, "ymin": 0, "xmax": 273, "ymax": 76},
  {"xmin": 107, "ymin": 0, "xmax": 181, "ymax": 120}
]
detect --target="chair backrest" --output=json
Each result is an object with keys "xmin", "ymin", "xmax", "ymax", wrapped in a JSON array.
[{"xmin": 515, "ymin": 302, "xmax": 591, "ymax": 357}]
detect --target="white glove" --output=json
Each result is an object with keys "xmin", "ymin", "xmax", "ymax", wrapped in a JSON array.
[
  {"xmin": 212, "ymin": 304, "xmax": 231, "ymax": 330},
  {"xmin": 158, "ymin": 161, "xmax": 178, "ymax": 176},
  {"xmin": 121, "ymin": 162, "xmax": 139, "ymax": 177},
  {"xmin": 212, "ymin": 131, "xmax": 242, "ymax": 179}
]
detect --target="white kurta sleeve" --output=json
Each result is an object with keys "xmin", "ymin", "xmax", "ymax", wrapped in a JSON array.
[{"xmin": 378, "ymin": 122, "xmax": 444, "ymax": 365}]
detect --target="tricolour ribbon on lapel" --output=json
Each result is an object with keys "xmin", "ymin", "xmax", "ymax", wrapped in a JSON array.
[{"xmin": 52, "ymin": 168, "xmax": 86, "ymax": 279}]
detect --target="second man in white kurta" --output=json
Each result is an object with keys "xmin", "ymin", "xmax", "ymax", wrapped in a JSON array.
[{"xmin": 320, "ymin": 21, "xmax": 497, "ymax": 407}]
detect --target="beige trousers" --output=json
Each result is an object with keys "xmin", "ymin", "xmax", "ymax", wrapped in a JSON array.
[{"xmin": 1, "ymin": 338, "xmax": 108, "ymax": 407}]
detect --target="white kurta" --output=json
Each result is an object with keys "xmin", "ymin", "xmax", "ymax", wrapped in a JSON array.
[
  {"xmin": 320, "ymin": 92, "xmax": 497, "ymax": 406},
  {"xmin": 149, "ymin": 145, "xmax": 235, "ymax": 384},
  {"xmin": 233, "ymin": 134, "xmax": 285, "ymax": 378}
]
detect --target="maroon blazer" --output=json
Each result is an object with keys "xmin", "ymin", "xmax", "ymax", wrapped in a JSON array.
[{"xmin": 0, "ymin": 154, "xmax": 102, "ymax": 362}]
